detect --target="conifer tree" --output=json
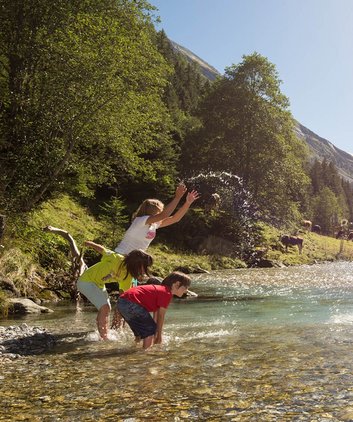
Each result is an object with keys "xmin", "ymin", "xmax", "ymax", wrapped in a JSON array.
[{"xmin": 183, "ymin": 53, "xmax": 310, "ymax": 224}]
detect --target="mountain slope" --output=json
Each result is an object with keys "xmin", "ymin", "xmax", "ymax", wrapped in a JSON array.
[
  {"xmin": 170, "ymin": 40, "xmax": 220, "ymax": 81},
  {"xmin": 295, "ymin": 122, "xmax": 353, "ymax": 183}
]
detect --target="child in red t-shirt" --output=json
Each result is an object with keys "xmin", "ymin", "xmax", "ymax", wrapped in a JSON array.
[{"xmin": 117, "ymin": 272, "xmax": 191, "ymax": 349}]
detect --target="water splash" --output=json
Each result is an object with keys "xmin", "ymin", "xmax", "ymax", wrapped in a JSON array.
[{"xmin": 186, "ymin": 171, "xmax": 260, "ymax": 255}]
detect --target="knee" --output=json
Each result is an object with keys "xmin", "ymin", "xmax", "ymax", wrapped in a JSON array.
[{"xmin": 99, "ymin": 304, "xmax": 111, "ymax": 315}]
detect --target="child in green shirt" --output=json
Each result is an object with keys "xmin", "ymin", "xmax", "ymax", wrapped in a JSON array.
[{"xmin": 78, "ymin": 241, "xmax": 152, "ymax": 340}]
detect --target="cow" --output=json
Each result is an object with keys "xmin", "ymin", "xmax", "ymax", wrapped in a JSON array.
[
  {"xmin": 302, "ymin": 220, "xmax": 312, "ymax": 231},
  {"xmin": 336, "ymin": 228, "xmax": 346, "ymax": 239},
  {"xmin": 280, "ymin": 235, "xmax": 304, "ymax": 254},
  {"xmin": 312, "ymin": 224, "xmax": 321, "ymax": 234}
]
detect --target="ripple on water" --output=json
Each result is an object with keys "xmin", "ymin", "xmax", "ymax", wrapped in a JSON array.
[{"xmin": 2, "ymin": 262, "xmax": 353, "ymax": 420}]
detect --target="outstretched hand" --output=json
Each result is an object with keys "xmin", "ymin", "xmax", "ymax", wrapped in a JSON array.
[
  {"xmin": 186, "ymin": 190, "xmax": 201, "ymax": 204},
  {"xmin": 175, "ymin": 182, "xmax": 187, "ymax": 199}
]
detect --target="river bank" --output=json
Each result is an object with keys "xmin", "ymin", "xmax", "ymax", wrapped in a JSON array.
[
  {"xmin": 2, "ymin": 262, "xmax": 353, "ymax": 420},
  {"xmin": 1, "ymin": 195, "xmax": 353, "ymax": 318},
  {"xmin": 1, "ymin": 228, "xmax": 353, "ymax": 318}
]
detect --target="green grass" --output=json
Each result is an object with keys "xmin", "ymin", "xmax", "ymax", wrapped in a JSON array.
[
  {"xmin": 259, "ymin": 223, "xmax": 353, "ymax": 265},
  {"xmin": 0, "ymin": 290, "xmax": 11, "ymax": 317},
  {"xmin": 1, "ymin": 197, "xmax": 353, "ymax": 309},
  {"xmin": 148, "ymin": 244, "xmax": 246, "ymax": 277}
]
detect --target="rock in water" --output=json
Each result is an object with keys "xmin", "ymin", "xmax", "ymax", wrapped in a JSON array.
[
  {"xmin": 8, "ymin": 298, "xmax": 54, "ymax": 314},
  {"xmin": 0, "ymin": 324, "xmax": 57, "ymax": 358}
]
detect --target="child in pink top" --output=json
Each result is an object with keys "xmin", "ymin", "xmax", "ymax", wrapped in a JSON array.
[{"xmin": 115, "ymin": 184, "xmax": 200, "ymax": 254}]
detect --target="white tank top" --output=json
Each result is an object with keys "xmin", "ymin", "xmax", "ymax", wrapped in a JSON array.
[{"xmin": 115, "ymin": 215, "xmax": 161, "ymax": 254}]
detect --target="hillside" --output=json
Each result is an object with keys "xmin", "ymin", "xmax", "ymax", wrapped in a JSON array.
[
  {"xmin": 170, "ymin": 40, "xmax": 220, "ymax": 81},
  {"xmin": 294, "ymin": 122, "xmax": 353, "ymax": 184}
]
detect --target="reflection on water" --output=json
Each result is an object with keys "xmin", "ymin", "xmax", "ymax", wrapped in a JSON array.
[{"xmin": 2, "ymin": 262, "xmax": 353, "ymax": 420}]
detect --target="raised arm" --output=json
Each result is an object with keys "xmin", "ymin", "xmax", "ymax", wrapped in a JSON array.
[
  {"xmin": 154, "ymin": 307, "xmax": 167, "ymax": 344},
  {"xmin": 84, "ymin": 240, "xmax": 105, "ymax": 255},
  {"xmin": 146, "ymin": 183, "xmax": 187, "ymax": 225},
  {"xmin": 159, "ymin": 190, "xmax": 200, "ymax": 228}
]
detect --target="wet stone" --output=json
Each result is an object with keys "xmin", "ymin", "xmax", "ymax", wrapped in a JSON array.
[{"xmin": 0, "ymin": 323, "xmax": 56, "ymax": 360}]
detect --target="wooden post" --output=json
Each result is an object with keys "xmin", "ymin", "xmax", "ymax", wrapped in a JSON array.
[
  {"xmin": 0, "ymin": 214, "xmax": 5, "ymax": 245},
  {"xmin": 336, "ymin": 238, "xmax": 345, "ymax": 259}
]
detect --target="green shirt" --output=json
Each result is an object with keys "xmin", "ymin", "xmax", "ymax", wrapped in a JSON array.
[{"xmin": 78, "ymin": 249, "xmax": 132, "ymax": 291}]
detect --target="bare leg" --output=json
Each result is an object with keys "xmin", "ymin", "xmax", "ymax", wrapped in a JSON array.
[
  {"xmin": 97, "ymin": 304, "xmax": 110, "ymax": 340},
  {"xmin": 143, "ymin": 335, "xmax": 154, "ymax": 349},
  {"xmin": 111, "ymin": 309, "xmax": 124, "ymax": 330}
]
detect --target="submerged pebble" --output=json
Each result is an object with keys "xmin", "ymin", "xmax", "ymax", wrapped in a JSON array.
[{"xmin": 0, "ymin": 323, "xmax": 56, "ymax": 360}]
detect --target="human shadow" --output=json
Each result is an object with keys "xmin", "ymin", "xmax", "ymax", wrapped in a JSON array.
[{"xmin": 0, "ymin": 331, "xmax": 57, "ymax": 356}]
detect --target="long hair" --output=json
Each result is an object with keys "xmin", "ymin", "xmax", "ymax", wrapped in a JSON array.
[
  {"xmin": 133, "ymin": 199, "xmax": 164, "ymax": 219},
  {"xmin": 120, "ymin": 249, "xmax": 153, "ymax": 280},
  {"xmin": 162, "ymin": 272, "xmax": 191, "ymax": 289}
]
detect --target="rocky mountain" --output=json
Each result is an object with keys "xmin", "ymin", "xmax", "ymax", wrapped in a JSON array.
[
  {"xmin": 170, "ymin": 41, "xmax": 220, "ymax": 81},
  {"xmin": 294, "ymin": 122, "xmax": 353, "ymax": 184},
  {"xmin": 171, "ymin": 39, "xmax": 353, "ymax": 183}
]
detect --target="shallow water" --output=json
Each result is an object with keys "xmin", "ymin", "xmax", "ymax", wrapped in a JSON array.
[{"xmin": 2, "ymin": 262, "xmax": 353, "ymax": 421}]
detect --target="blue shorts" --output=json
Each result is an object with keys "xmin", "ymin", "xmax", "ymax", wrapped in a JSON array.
[{"xmin": 117, "ymin": 298, "xmax": 157, "ymax": 339}]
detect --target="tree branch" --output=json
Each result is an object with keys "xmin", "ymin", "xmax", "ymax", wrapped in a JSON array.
[{"xmin": 42, "ymin": 225, "xmax": 87, "ymax": 277}]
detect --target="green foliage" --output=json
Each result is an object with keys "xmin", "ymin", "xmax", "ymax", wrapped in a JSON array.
[
  {"xmin": 1, "ymin": 0, "xmax": 352, "ymax": 300},
  {"xmin": 10, "ymin": 195, "xmax": 104, "ymax": 269},
  {"xmin": 260, "ymin": 222, "xmax": 353, "ymax": 265},
  {"xmin": 155, "ymin": 30, "xmax": 205, "ymax": 114},
  {"xmin": 182, "ymin": 53, "xmax": 310, "ymax": 224},
  {"xmin": 98, "ymin": 197, "xmax": 128, "ymax": 248},
  {"xmin": 308, "ymin": 159, "xmax": 353, "ymax": 229},
  {"xmin": 148, "ymin": 243, "xmax": 245, "ymax": 276},
  {"xmin": 342, "ymin": 179, "xmax": 353, "ymax": 221},
  {"xmin": 311, "ymin": 187, "xmax": 341, "ymax": 235},
  {"xmin": 0, "ymin": 290, "xmax": 10, "ymax": 317},
  {"xmin": 0, "ymin": 0, "xmax": 176, "ymax": 212}
]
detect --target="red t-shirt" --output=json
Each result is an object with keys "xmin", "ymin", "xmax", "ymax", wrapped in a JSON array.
[{"xmin": 120, "ymin": 284, "xmax": 172, "ymax": 312}]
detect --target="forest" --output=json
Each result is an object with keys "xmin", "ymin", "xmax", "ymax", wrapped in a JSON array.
[{"xmin": 1, "ymin": 0, "xmax": 353, "ymax": 305}]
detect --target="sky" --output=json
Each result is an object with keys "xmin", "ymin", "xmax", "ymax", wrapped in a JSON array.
[{"xmin": 148, "ymin": 0, "xmax": 353, "ymax": 155}]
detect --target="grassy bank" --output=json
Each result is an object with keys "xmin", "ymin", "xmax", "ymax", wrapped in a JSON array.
[
  {"xmin": 1, "ymin": 196, "xmax": 353, "ymax": 316},
  {"xmin": 259, "ymin": 224, "xmax": 353, "ymax": 265}
]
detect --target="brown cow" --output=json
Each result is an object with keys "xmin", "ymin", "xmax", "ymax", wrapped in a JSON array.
[
  {"xmin": 280, "ymin": 235, "xmax": 304, "ymax": 254},
  {"xmin": 336, "ymin": 229, "xmax": 346, "ymax": 239}
]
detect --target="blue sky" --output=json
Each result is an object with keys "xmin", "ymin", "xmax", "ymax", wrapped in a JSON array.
[{"xmin": 149, "ymin": 0, "xmax": 353, "ymax": 155}]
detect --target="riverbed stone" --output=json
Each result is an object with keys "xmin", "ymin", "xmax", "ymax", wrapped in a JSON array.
[
  {"xmin": 8, "ymin": 298, "xmax": 54, "ymax": 314},
  {"xmin": 0, "ymin": 323, "xmax": 56, "ymax": 359},
  {"xmin": 253, "ymin": 259, "xmax": 286, "ymax": 268}
]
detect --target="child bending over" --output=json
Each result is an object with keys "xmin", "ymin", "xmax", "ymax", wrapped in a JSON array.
[
  {"xmin": 117, "ymin": 272, "xmax": 191, "ymax": 349},
  {"xmin": 77, "ymin": 241, "xmax": 152, "ymax": 340}
]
